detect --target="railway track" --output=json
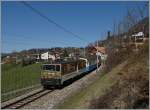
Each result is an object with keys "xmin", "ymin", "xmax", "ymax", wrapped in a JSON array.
[{"xmin": 2, "ymin": 89, "xmax": 53, "ymax": 109}]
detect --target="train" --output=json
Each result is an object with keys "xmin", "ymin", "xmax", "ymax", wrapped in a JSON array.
[{"xmin": 40, "ymin": 57, "xmax": 101, "ymax": 89}]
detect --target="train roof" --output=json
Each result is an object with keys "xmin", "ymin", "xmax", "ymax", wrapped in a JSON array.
[{"xmin": 42, "ymin": 59, "xmax": 84, "ymax": 65}]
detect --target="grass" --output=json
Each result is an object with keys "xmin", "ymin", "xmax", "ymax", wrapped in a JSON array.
[
  {"xmin": 57, "ymin": 61, "xmax": 128, "ymax": 109},
  {"xmin": 1, "ymin": 63, "xmax": 42, "ymax": 101}
]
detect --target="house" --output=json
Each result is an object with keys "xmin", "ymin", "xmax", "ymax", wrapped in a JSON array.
[
  {"xmin": 41, "ymin": 52, "xmax": 49, "ymax": 60},
  {"xmin": 49, "ymin": 54, "xmax": 56, "ymax": 60},
  {"xmin": 95, "ymin": 47, "xmax": 107, "ymax": 61},
  {"xmin": 69, "ymin": 53, "xmax": 75, "ymax": 57},
  {"xmin": 130, "ymin": 32, "xmax": 148, "ymax": 51},
  {"xmin": 30, "ymin": 54, "xmax": 41, "ymax": 60},
  {"xmin": 89, "ymin": 46, "xmax": 107, "ymax": 62},
  {"xmin": 131, "ymin": 32, "xmax": 145, "ymax": 43},
  {"xmin": 3, "ymin": 55, "xmax": 18, "ymax": 64},
  {"xmin": 94, "ymin": 47, "xmax": 106, "ymax": 54},
  {"xmin": 41, "ymin": 52, "xmax": 56, "ymax": 61},
  {"xmin": 55, "ymin": 53, "xmax": 60, "ymax": 59}
]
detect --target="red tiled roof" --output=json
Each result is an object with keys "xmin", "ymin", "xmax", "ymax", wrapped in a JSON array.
[{"xmin": 94, "ymin": 47, "xmax": 106, "ymax": 54}]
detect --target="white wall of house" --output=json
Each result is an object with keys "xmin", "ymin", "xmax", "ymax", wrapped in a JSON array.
[
  {"xmin": 101, "ymin": 54, "xmax": 107, "ymax": 61},
  {"xmin": 96, "ymin": 52, "xmax": 107, "ymax": 61},
  {"xmin": 49, "ymin": 54, "xmax": 55, "ymax": 60},
  {"xmin": 96, "ymin": 52, "xmax": 101, "ymax": 56},
  {"xmin": 69, "ymin": 53, "xmax": 75, "ymax": 57},
  {"xmin": 41, "ymin": 52, "xmax": 49, "ymax": 60},
  {"xmin": 41, "ymin": 52, "xmax": 56, "ymax": 60},
  {"xmin": 132, "ymin": 32, "xmax": 144, "ymax": 37}
]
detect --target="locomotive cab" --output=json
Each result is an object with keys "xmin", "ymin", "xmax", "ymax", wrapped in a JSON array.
[{"xmin": 41, "ymin": 64, "xmax": 62, "ymax": 87}]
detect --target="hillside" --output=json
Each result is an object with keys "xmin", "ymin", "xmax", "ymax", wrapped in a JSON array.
[{"xmin": 57, "ymin": 43, "xmax": 149, "ymax": 109}]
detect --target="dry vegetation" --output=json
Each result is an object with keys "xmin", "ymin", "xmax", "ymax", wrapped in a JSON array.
[{"xmin": 89, "ymin": 43, "xmax": 149, "ymax": 109}]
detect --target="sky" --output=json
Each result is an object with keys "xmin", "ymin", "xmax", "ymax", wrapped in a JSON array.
[{"xmin": 1, "ymin": 1, "xmax": 148, "ymax": 53}]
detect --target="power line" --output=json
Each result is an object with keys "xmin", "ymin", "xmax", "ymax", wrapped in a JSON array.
[
  {"xmin": 3, "ymin": 35, "xmax": 67, "ymax": 46},
  {"xmin": 2, "ymin": 40, "xmax": 67, "ymax": 48},
  {"xmin": 21, "ymin": 1, "xmax": 89, "ymax": 44},
  {"xmin": 3, "ymin": 33, "xmax": 80, "ymax": 46},
  {"xmin": 2, "ymin": 37, "xmax": 82, "ymax": 48}
]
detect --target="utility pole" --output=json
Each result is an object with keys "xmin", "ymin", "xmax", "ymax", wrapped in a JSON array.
[
  {"xmin": 84, "ymin": 47, "xmax": 86, "ymax": 58},
  {"xmin": 96, "ymin": 40, "xmax": 99, "ymax": 72}
]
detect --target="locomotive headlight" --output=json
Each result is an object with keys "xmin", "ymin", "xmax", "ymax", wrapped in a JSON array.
[
  {"xmin": 41, "ymin": 73, "xmax": 45, "ymax": 78},
  {"xmin": 48, "ymin": 73, "xmax": 55, "ymax": 78},
  {"xmin": 55, "ymin": 72, "xmax": 60, "ymax": 77},
  {"xmin": 51, "ymin": 73, "xmax": 56, "ymax": 77},
  {"xmin": 47, "ymin": 73, "xmax": 51, "ymax": 78},
  {"xmin": 46, "ymin": 72, "xmax": 60, "ymax": 78}
]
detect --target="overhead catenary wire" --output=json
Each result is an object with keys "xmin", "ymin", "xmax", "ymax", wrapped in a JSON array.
[
  {"xmin": 3, "ymin": 38, "xmax": 83, "ymax": 50},
  {"xmin": 3, "ymin": 2, "xmax": 98, "ymax": 53},
  {"xmin": 21, "ymin": 1, "xmax": 89, "ymax": 44},
  {"xmin": 3, "ymin": 40, "xmax": 71, "ymax": 48},
  {"xmin": 2, "ymin": 33, "xmax": 88, "ymax": 54},
  {"xmin": 3, "ymin": 33, "xmax": 74, "ymax": 46}
]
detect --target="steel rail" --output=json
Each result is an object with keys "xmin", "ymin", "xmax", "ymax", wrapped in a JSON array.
[{"xmin": 1, "ymin": 89, "xmax": 53, "ymax": 109}]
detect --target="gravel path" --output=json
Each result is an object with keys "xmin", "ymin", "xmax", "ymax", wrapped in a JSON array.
[{"xmin": 22, "ymin": 66, "xmax": 103, "ymax": 109}]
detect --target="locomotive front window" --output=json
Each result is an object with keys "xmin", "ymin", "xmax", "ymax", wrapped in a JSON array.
[
  {"xmin": 56, "ymin": 65, "xmax": 60, "ymax": 71},
  {"xmin": 43, "ymin": 65, "xmax": 55, "ymax": 71}
]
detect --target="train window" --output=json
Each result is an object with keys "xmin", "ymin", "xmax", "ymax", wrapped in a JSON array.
[
  {"xmin": 56, "ymin": 65, "xmax": 60, "ymax": 71},
  {"xmin": 43, "ymin": 65, "xmax": 55, "ymax": 71}
]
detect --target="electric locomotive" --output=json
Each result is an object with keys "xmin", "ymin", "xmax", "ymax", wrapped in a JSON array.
[{"xmin": 41, "ymin": 57, "xmax": 101, "ymax": 88}]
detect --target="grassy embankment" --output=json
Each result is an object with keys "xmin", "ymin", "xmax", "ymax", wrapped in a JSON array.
[
  {"xmin": 57, "ymin": 43, "xmax": 149, "ymax": 109},
  {"xmin": 1, "ymin": 63, "xmax": 41, "ymax": 101}
]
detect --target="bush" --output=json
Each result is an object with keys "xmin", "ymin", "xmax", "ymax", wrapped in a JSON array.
[
  {"xmin": 104, "ymin": 46, "xmax": 132, "ymax": 73},
  {"xmin": 21, "ymin": 58, "xmax": 36, "ymax": 67}
]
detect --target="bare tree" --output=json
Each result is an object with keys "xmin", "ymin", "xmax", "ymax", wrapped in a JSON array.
[
  {"xmin": 136, "ymin": 2, "xmax": 149, "ymax": 20},
  {"xmin": 126, "ymin": 8, "xmax": 138, "ymax": 28},
  {"xmin": 113, "ymin": 19, "xmax": 118, "ymax": 36}
]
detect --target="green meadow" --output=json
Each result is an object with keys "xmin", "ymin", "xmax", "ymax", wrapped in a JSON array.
[{"xmin": 1, "ymin": 63, "xmax": 42, "ymax": 101}]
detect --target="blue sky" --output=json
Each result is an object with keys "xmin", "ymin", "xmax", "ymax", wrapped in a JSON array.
[{"xmin": 2, "ymin": 1, "xmax": 148, "ymax": 53}]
